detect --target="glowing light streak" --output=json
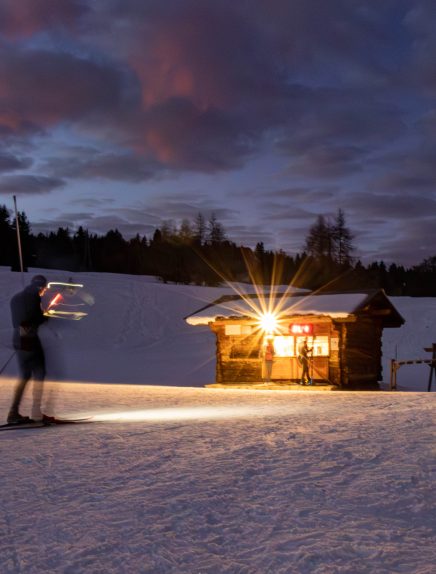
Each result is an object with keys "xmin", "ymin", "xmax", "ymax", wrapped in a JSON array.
[
  {"xmin": 47, "ymin": 281, "xmax": 84, "ymax": 289},
  {"xmin": 45, "ymin": 309, "xmax": 88, "ymax": 320},
  {"xmin": 47, "ymin": 293, "xmax": 63, "ymax": 309}
]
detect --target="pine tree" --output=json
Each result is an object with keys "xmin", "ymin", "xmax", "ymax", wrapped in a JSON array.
[
  {"xmin": 0, "ymin": 205, "xmax": 13, "ymax": 265},
  {"xmin": 160, "ymin": 220, "xmax": 176, "ymax": 243},
  {"xmin": 178, "ymin": 219, "xmax": 194, "ymax": 244},
  {"xmin": 255, "ymin": 242, "xmax": 265, "ymax": 258},
  {"xmin": 332, "ymin": 209, "xmax": 354, "ymax": 265},
  {"xmin": 305, "ymin": 215, "xmax": 332, "ymax": 259},
  {"xmin": 207, "ymin": 213, "xmax": 226, "ymax": 245},
  {"xmin": 194, "ymin": 212, "xmax": 206, "ymax": 246}
]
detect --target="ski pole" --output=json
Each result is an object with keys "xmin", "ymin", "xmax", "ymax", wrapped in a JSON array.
[{"xmin": 0, "ymin": 351, "xmax": 16, "ymax": 376}]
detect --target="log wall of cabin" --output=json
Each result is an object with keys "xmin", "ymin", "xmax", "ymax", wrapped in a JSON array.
[
  {"xmin": 342, "ymin": 318, "xmax": 383, "ymax": 386},
  {"xmin": 328, "ymin": 321, "xmax": 344, "ymax": 387},
  {"xmin": 211, "ymin": 322, "xmax": 262, "ymax": 383}
]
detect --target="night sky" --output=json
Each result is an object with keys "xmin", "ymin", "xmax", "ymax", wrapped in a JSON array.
[{"xmin": 0, "ymin": 0, "xmax": 436, "ymax": 266}]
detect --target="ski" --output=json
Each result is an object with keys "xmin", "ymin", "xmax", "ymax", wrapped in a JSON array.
[
  {"xmin": 0, "ymin": 421, "xmax": 47, "ymax": 431},
  {"xmin": 48, "ymin": 417, "xmax": 94, "ymax": 425},
  {"xmin": 0, "ymin": 417, "xmax": 94, "ymax": 431}
]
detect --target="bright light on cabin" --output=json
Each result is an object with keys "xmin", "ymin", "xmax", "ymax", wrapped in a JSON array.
[{"xmin": 259, "ymin": 312, "xmax": 278, "ymax": 333}]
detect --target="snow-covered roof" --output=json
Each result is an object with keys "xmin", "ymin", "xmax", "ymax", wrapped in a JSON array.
[{"xmin": 186, "ymin": 292, "xmax": 371, "ymax": 325}]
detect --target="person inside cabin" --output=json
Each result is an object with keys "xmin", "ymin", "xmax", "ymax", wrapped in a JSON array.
[
  {"xmin": 298, "ymin": 338, "xmax": 313, "ymax": 385},
  {"xmin": 263, "ymin": 338, "xmax": 275, "ymax": 383}
]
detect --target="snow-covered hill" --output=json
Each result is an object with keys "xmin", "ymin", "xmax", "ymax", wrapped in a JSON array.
[
  {"xmin": 0, "ymin": 268, "xmax": 435, "ymax": 574},
  {"xmin": 1, "ymin": 267, "xmax": 435, "ymax": 389}
]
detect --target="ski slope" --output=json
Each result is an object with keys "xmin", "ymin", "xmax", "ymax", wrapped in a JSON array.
[
  {"xmin": 1, "ymin": 267, "xmax": 435, "ymax": 389},
  {"xmin": 0, "ymin": 268, "xmax": 435, "ymax": 573}
]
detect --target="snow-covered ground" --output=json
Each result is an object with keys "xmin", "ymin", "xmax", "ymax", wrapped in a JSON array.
[{"xmin": 0, "ymin": 268, "xmax": 435, "ymax": 573}]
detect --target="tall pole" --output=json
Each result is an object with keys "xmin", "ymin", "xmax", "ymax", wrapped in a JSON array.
[{"xmin": 13, "ymin": 195, "xmax": 25, "ymax": 287}]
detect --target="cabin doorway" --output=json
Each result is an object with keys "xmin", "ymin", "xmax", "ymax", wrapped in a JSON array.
[{"xmin": 262, "ymin": 334, "xmax": 330, "ymax": 381}]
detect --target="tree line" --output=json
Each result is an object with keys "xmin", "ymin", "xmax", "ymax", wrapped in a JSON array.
[{"xmin": 1, "ymin": 204, "xmax": 435, "ymax": 295}]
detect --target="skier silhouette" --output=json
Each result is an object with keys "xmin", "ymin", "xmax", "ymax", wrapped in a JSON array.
[{"xmin": 7, "ymin": 275, "xmax": 53, "ymax": 424}]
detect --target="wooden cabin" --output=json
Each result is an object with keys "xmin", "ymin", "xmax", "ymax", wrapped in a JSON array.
[{"xmin": 185, "ymin": 290, "xmax": 404, "ymax": 388}]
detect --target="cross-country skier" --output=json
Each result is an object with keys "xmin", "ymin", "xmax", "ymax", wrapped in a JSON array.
[{"xmin": 7, "ymin": 275, "xmax": 53, "ymax": 424}]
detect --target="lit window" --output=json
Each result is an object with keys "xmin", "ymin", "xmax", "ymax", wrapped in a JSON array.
[
  {"xmin": 296, "ymin": 336, "xmax": 329, "ymax": 357},
  {"xmin": 270, "ymin": 335, "xmax": 295, "ymax": 357},
  {"xmin": 225, "ymin": 324, "xmax": 253, "ymax": 336},
  {"xmin": 225, "ymin": 325, "xmax": 241, "ymax": 335}
]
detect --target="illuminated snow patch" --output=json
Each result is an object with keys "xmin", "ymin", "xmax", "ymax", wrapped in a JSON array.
[{"xmin": 93, "ymin": 406, "xmax": 255, "ymax": 422}]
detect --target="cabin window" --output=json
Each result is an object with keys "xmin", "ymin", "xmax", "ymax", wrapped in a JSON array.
[
  {"xmin": 225, "ymin": 325, "xmax": 241, "ymax": 335},
  {"xmin": 296, "ymin": 336, "xmax": 329, "ymax": 357},
  {"xmin": 225, "ymin": 324, "xmax": 253, "ymax": 336},
  {"xmin": 272, "ymin": 335, "xmax": 295, "ymax": 357}
]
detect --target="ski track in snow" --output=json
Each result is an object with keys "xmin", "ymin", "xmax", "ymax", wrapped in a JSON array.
[
  {"xmin": 0, "ymin": 383, "xmax": 435, "ymax": 574},
  {"xmin": 0, "ymin": 268, "xmax": 435, "ymax": 573}
]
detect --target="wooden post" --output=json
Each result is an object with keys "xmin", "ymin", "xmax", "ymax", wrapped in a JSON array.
[
  {"xmin": 340, "ymin": 324, "xmax": 347, "ymax": 387},
  {"xmin": 390, "ymin": 359, "xmax": 397, "ymax": 391},
  {"xmin": 425, "ymin": 344, "xmax": 436, "ymax": 392}
]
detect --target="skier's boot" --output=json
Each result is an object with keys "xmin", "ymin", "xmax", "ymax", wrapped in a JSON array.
[
  {"xmin": 7, "ymin": 412, "xmax": 33, "ymax": 425},
  {"xmin": 42, "ymin": 414, "xmax": 57, "ymax": 425}
]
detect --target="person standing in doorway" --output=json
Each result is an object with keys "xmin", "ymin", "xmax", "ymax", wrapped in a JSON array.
[
  {"xmin": 298, "ymin": 338, "xmax": 313, "ymax": 385},
  {"xmin": 7, "ymin": 275, "xmax": 50, "ymax": 424},
  {"xmin": 263, "ymin": 338, "xmax": 275, "ymax": 384}
]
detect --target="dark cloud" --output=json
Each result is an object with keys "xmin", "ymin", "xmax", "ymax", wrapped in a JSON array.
[
  {"xmin": 0, "ymin": 0, "xmax": 422, "ymax": 174},
  {"xmin": 402, "ymin": 0, "xmax": 436, "ymax": 95},
  {"xmin": 0, "ymin": 152, "xmax": 32, "ymax": 172},
  {"xmin": 258, "ymin": 206, "xmax": 317, "ymax": 222},
  {"xmin": 287, "ymin": 145, "xmax": 365, "ymax": 178},
  {"xmin": 44, "ymin": 149, "xmax": 164, "ymax": 182},
  {"xmin": 68, "ymin": 197, "xmax": 116, "ymax": 208},
  {"xmin": 0, "ymin": 174, "xmax": 65, "ymax": 194},
  {"xmin": 137, "ymin": 97, "xmax": 258, "ymax": 171},
  {"xmin": 344, "ymin": 191, "xmax": 436, "ymax": 219},
  {"xmin": 363, "ymin": 217, "xmax": 436, "ymax": 265},
  {"xmin": 368, "ymin": 145, "xmax": 436, "ymax": 193},
  {"xmin": 0, "ymin": 0, "xmax": 89, "ymax": 39},
  {"xmin": 0, "ymin": 43, "xmax": 139, "ymax": 137},
  {"xmin": 370, "ymin": 173, "xmax": 436, "ymax": 194}
]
